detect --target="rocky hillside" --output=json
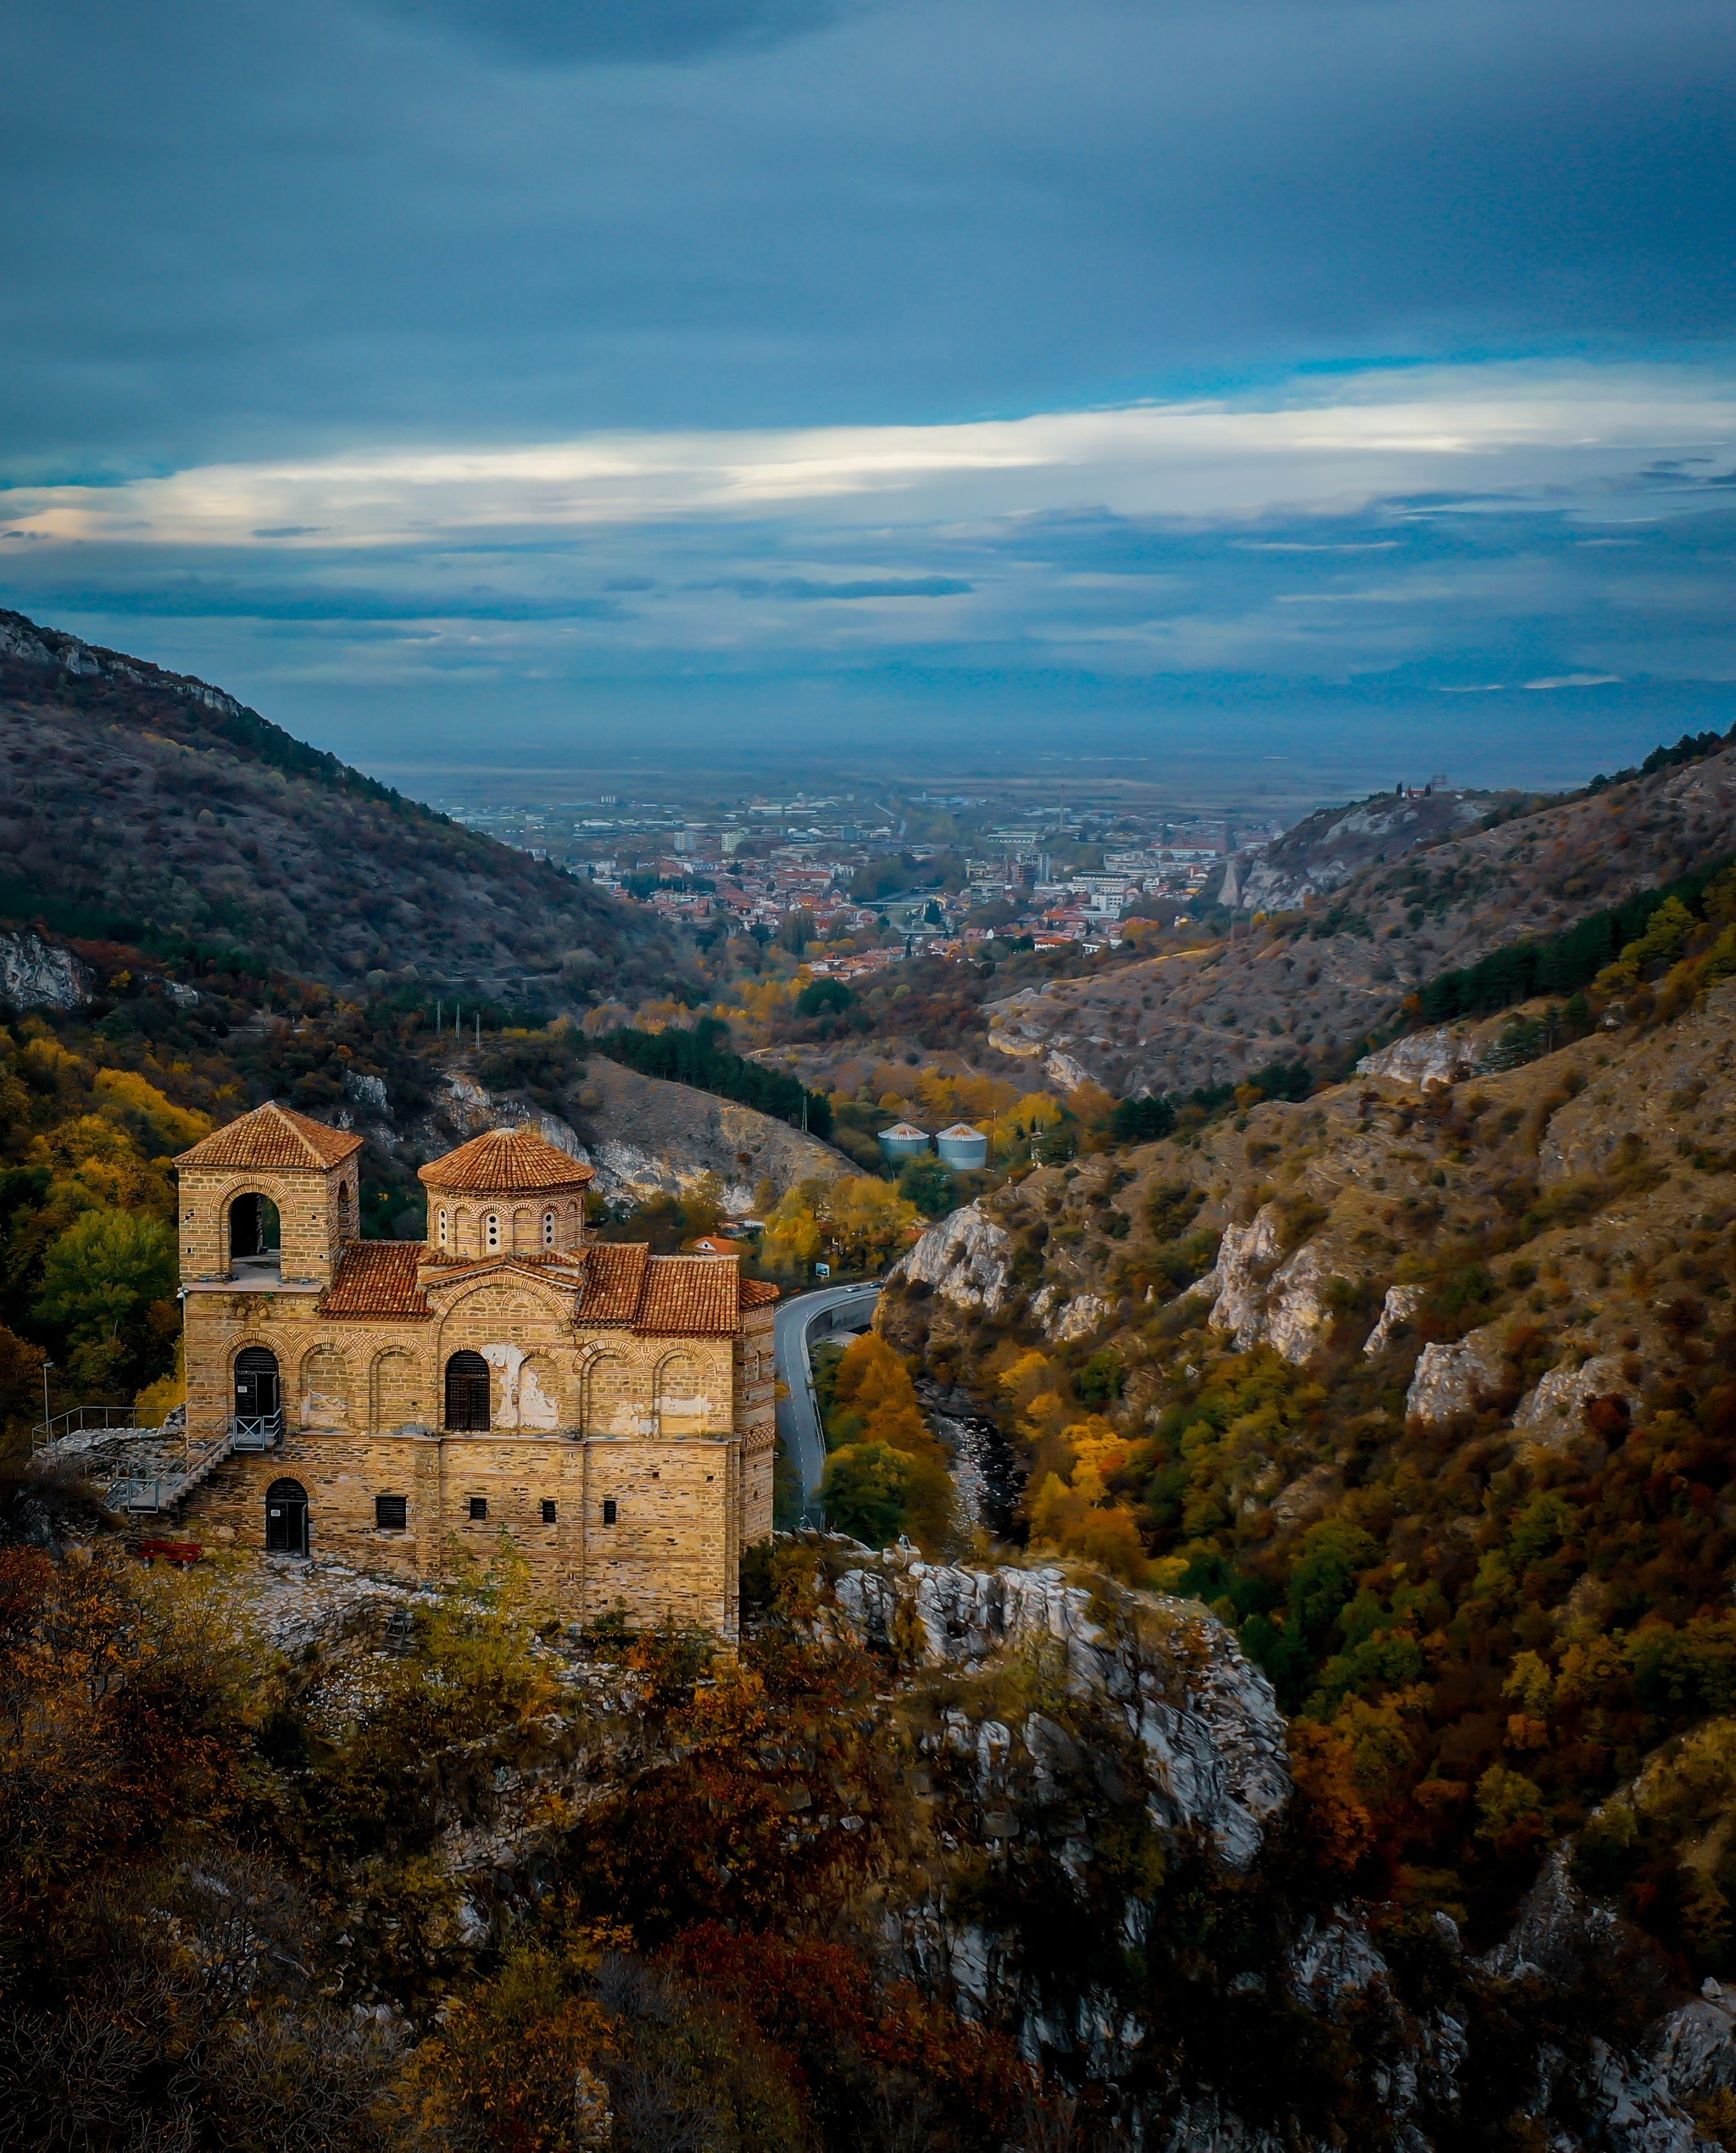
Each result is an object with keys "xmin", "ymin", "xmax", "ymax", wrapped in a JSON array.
[
  {"xmin": 409, "ymin": 1048, "xmax": 849, "ymax": 1211},
  {"xmin": 1228, "ymin": 784, "xmax": 1500, "ymax": 914},
  {"xmin": 17, "ymin": 1505, "xmax": 1736, "ymax": 2153},
  {"xmin": 0, "ymin": 608, "xmax": 674, "ymax": 1005},
  {"xmin": 876, "ymin": 912, "xmax": 1736, "ymax": 2138},
  {"xmin": 987, "ymin": 731, "xmax": 1736, "ymax": 1097}
]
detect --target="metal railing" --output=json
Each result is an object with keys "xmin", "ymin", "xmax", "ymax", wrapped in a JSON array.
[
  {"xmin": 30, "ymin": 1403, "xmax": 143, "ymax": 1450},
  {"xmin": 231, "ymin": 1411, "xmax": 284, "ymax": 1452},
  {"xmin": 107, "ymin": 1429, "xmax": 237, "ymax": 1515}
]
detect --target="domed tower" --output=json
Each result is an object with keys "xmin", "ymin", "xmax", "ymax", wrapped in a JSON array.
[{"xmin": 419, "ymin": 1127, "xmax": 595, "ymax": 1261}]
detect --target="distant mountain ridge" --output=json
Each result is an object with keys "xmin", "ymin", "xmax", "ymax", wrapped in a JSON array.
[{"xmin": 0, "ymin": 607, "xmax": 673, "ymax": 1004}]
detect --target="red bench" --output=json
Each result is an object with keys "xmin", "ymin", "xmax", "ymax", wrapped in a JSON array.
[{"xmin": 134, "ymin": 1540, "xmax": 203, "ymax": 1567}]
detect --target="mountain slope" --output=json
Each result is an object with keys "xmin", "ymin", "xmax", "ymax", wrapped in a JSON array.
[
  {"xmin": 879, "ymin": 942, "xmax": 1736, "ymax": 1973},
  {"xmin": 988, "ymin": 734, "xmax": 1736, "ymax": 1096},
  {"xmin": 0, "ymin": 609, "xmax": 672, "ymax": 1004}
]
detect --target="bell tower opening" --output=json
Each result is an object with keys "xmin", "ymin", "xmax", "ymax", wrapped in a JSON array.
[{"xmin": 229, "ymin": 1193, "xmax": 281, "ymax": 1273}]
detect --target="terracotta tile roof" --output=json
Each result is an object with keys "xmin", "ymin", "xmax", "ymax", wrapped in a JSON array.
[
  {"xmin": 320, "ymin": 1241, "xmax": 430, "ymax": 1318},
  {"xmin": 740, "ymin": 1277, "xmax": 782, "ymax": 1308},
  {"xmin": 419, "ymin": 1126, "xmax": 595, "ymax": 1195},
  {"xmin": 175, "ymin": 1100, "xmax": 363, "ymax": 1173},
  {"xmin": 579, "ymin": 1242, "xmax": 649, "ymax": 1325},
  {"xmin": 637, "ymin": 1255, "xmax": 741, "ymax": 1336}
]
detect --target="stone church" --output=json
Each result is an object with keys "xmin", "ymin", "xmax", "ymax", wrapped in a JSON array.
[{"xmin": 173, "ymin": 1102, "xmax": 779, "ymax": 1638}]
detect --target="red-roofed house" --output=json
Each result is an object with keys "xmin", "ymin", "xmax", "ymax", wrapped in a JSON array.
[{"xmin": 172, "ymin": 1108, "xmax": 778, "ymax": 1638}]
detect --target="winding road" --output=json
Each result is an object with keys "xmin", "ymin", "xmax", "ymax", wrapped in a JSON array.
[{"xmin": 772, "ymin": 1281, "xmax": 882, "ymax": 1527}]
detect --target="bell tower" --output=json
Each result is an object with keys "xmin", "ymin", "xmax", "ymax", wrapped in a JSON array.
[{"xmin": 173, "ymin": 1101, "xmax": 364, "ymax": 1288}]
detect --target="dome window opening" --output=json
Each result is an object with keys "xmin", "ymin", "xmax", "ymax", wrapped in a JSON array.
[
  {"xmin": 437, "ymin": 1208, "xmax": 449, "ymax": 1249},
  {"xmin": 485, "ymin": 1213, "xmax": 501, "ymax": 1253},
  {"xmin": 542, "ymin": 1210, "xmax": 556, "ymax": 1249}
]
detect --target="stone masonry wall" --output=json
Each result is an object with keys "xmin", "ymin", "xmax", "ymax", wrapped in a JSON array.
[{"xmin": 179, "ymin": 1162, "xmax": 353, "ymax": 1288}]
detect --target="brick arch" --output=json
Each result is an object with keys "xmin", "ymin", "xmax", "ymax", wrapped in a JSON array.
[
  {"xmin": 654, "ymin": 1349, "xmax": 709, "ymax": 1438},
  {"xmin": 298, "ymin": 1341, "xmax": 349, "ymax": 1431},
  {"xmin": 511, "ymin": 1205, "xmax": 534, "ymax": 1253},
  {"xmin": 370, "ymin": 1346, "xmax": 424, "ymax": 1435},
  {"xmin": 582, "ymin": 1349, "xmax": 640, "ymax": 1438}
]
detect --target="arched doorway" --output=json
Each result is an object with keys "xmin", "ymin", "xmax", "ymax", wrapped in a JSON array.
[
  {"xmin": 264, "ymin": 1478, "xmax": 309, "ymax": 1555},
  {"xmin": 445, "ymin": 1349, "xmax": 492, "ymax": 1432},
  {"xmin": 230, "ymin": 1193, "xmax": 281, "ymax": 1266},
  {"xmin": 234, "ymin": 1347, "xmax": 282, "ymax": 1446}
]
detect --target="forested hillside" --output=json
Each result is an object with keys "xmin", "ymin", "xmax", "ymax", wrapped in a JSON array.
[{"xmin": 0, "ymin": 609, "xmax": 674, "ymax": 1004}]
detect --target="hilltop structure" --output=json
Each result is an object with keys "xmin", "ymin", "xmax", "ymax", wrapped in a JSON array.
[{"xmin": 172, "ymin": 1104, "xmax": 778, "ymax": 1638}]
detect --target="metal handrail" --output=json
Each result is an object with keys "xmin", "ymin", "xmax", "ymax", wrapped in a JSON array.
[
  {"xmin": 231, "ymin": 1411, "xmax": 284, "ymax": 1452},
  {"xmin": 107, "ymin": 1427, "xmax": 236, "ymax": 1514},
  {"xmin": 30, "ymin": 1404, "xmax": 142, "ymax": 1448}
]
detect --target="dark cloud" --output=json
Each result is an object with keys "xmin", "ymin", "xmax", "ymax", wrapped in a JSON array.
[{"xmin": 3, "ymin": 0, "xmax": 1734, "ymax": 474}]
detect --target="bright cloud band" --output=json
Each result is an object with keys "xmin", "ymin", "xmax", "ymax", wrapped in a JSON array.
[{"xmin": 7, "ymin": 364, "xmax": 1735, "ymax": 549}]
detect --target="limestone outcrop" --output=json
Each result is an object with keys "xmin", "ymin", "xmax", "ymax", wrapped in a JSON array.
[
  {"xmin": 886, "ymin": 1201, "xmax": 1015, "ymax": 1314},
  {"xmin": 1205, "ymin": 1204, "xmax": 1338, "ymax": 1364},
  {"xmin": 0, "ymin": 928, "xmax": 92, "ymax": 1011},
  {"xmin": 824, "ymin": 1549, "xmax": 1290, "ymax": 1872},
  {"xmin": 1405, "ymin": 1327, "xmax": 1506, "ymax": 1429}
]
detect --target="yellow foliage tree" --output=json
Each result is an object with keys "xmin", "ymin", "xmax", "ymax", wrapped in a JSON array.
[
  {"xmin": 760, "ymin": 1189, "xmax": 823, "ymax": 1272},
  {"xmin": 817, "ymin": 1176, "xmax": 921, "ymax": 1273}
]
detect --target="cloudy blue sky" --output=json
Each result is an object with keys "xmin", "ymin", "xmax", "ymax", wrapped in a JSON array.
[{"xmin": 4, "ymin": 0, "xmax": 1736, "ymax": 795}]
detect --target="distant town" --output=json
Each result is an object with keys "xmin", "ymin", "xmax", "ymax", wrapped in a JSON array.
[{"xmin": 435, "ymin": 786, "xmax": 1293, "ymax": 978}]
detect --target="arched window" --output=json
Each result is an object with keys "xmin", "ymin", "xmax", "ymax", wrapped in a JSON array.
[
  {"xmin": 437, "ymin": 1208, "xmax": 449, "ymax": 1249},
  {"xmin": 485, "ymin": 1213, "xmax": 501, "ymax": 1253},
  {"xmin": 445, "ymin": 1350, "xmax": 491, "ymax": 1432},
  {"xmin": 542, "ymin": 1210, "xmax": 556, "ymax": 1249}
]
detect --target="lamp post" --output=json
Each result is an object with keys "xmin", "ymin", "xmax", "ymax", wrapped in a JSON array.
[{"xmin": 39, "ymin": 1360, "xmax": 53, "ymax": 1453}]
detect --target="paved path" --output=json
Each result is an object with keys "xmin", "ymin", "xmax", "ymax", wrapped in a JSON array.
[{"xmin": 773, "ymin": 1281, "xmax": 882, "ymax": 1527}]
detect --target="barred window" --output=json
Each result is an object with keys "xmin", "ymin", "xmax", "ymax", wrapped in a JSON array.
[
  {"xmin": 601, "ymin": 1499, "xmax": 618, "ymax": 1526},
  {"xmin": 541, "ymin": 1499, "xmax": 557, "ymax": 1523},
  {"xmin": 376, "ymin": 1494, "xmax": 408, "ymax": 1531},
  {"xmin": 468, "ymin": 1496, "xmax": 488, "ymax": 1522}
]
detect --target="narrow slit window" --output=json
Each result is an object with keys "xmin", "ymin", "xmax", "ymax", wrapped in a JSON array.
[
  {"xmin": 485, "ymin": 1213, "xmax": 501, "ymax": 1252},
  {"xmin": 376, "ymin": 1494, "xmax": 408, "ymax": 1531},
  {"xmin": 601, "ymin": 1499, "xmax": 618, "ymax": 1526},
  {"xmin": 542, "ymin": 1210, "xmax": 555, "ymax": 1248},
  {"xmin": 437, "ymin": 1208, "xmax": 448, "ymax": 1249},
  {"xmin": 468, "ymin": 1496, "xmax": 488, "ymax": 1522}
]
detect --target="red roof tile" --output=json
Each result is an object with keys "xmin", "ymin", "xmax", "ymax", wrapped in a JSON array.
[
  {"xmin": 419, "ymin": 1126, "xmax": 595, "ymax": 1194},
  {"xmin": 740, "ymin": 1277, "xmax": 782, "ymax": 1308},
  {"xmin": 320, "ymin": 1241, "xmax": 430, "ymax": 1318},
  {"xmin": 579, "ymin": 1242, "xmax": 649, "ymax": 1324},
  {"xmin": 636, "ymin": 1255, "xmax": 740, "ymax": 1335},
  {"xmin": 175, "ymin": 1101, "xmax": 363, "ymax": 1173}
]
